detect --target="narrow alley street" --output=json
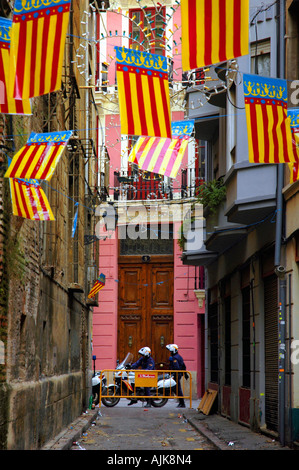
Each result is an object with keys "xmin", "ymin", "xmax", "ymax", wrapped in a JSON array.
[{"xmin": 70, "ymin": 400, "xmax": 216, "ymax": 452}]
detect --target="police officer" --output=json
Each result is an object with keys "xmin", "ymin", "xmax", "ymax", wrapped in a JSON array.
[
  {"xmin": 128, "ymin": 347, "xmax": 155, "ymax": 408},
  {"xmin": 166, "ymin": 344, "xmax": 187, "ymax": 408}
]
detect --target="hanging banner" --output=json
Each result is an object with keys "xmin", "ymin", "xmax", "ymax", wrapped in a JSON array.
[
  {"xmin": 243, "ymin": 74, "xmax": 297, "ymax": 164},
  {"xmin": 115, "ymin": 46, "xmax": 172, "ymax": 138},
  {"xmin": 88, "ymin": 273, "xmax": 106, "ymax": 299},
  {"xmin": 5, "ymin": 130, "xmax": 73, "ymax": 181},
  {"xmin": 181, "ymin": 0, "xmax": 249, "ymax": 71},
  {"xmin": 72, "ymin": 203, "xmax": 79, "ymax": 238},
  {"xmin": 129, "ymin": 120, "xmax": 194, "ymax": 179},
  {"xmin": 288, "ymin": 108, "xmax": 299, "ymax": 183},
  {"xmin": 171, "ymin": 120, "xmax": 195, "ymax": 137},
  {"xmin": 129, "ymin": 135, "xmax": 189, "ymax": 179},
  {"xmin": 9, "ymin": 178, "xmax": 54, "ymax": 221},
  {"xmin": 0, "ymin": 17, "xmax": 31, "ymax": 115},
  {"xmin": 9, "ymin": 0, "xmax": 71, "ymax": 99}
]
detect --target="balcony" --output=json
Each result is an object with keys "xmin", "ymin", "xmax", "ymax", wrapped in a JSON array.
[
  {"xmin": 181, "ymin": 220, "xmax": 218, "ymax": 267},
  {"xmin": 204, "ymin": 202, "xmax": 247, "ymax": 253},
  {"xmin": 224, "ymin": 162, "xmax": 277, "ymax": 225}
]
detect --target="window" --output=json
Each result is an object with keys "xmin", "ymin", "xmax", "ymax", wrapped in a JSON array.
[
  {"xmin": 119, "ymin": 224, "xmax": 173, "ymax": 255},
  {"xmin": 251, "ymin": 39, "xmax": 271, "ymax": 76},
  {"xmin": 130, "ymin": 8, "xmax": 165, "ymax": 56}
]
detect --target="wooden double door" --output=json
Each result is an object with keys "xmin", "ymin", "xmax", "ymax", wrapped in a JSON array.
[{"xmin": 118, "ymin": 255, "xmax": 174, "ymax": 369}]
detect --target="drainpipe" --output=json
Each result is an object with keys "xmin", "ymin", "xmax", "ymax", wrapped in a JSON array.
[{"xmin": 275, "ymin": 0, "xmax": 286, "ymax": 448}]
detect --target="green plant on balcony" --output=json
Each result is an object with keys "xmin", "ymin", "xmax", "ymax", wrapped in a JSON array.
[
  {"xmin": 177, "ymin": 178, "xmax": 226, "ymax": 250},
  {"xmin": 196, "ymin": 178, "xmax": 226, "ymax": 215}
]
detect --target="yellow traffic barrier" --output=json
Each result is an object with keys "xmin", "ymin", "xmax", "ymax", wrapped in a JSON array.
[{"xmin": 98, "ymin": 369, "xmax": 192, "ymax": 408}]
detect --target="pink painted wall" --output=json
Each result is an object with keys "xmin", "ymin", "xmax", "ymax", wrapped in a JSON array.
[
  {"xmin": 107, "ymin": 11, "xmax": 122, "ymax": 86},
  {"xmin": 92, "ymin": 234, "xmax": 118, "ymax": 371},
  {"xmin": 105, "ymin": 113, "xmax": 121, "ymax": 198},
  {"xmin": 172, "ymin": 6, "xmax": 182, "ymax": 83}
]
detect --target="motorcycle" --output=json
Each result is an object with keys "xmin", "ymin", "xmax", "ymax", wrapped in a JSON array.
[
  {"xmin": 101, "ymin": 353, "xmax": 177, "ymax": 408},
  {"xmin": 92, "ymin": 371, "xmax": 107, "ymax": 406}
]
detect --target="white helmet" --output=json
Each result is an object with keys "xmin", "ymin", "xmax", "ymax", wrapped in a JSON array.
[
  {"xmin": 166, "ymin": 344, "xmax": 178, "ymax": 354},
  {"xmin": 138, "ymin": 347, "xmax": 151, "ymax": 357}
]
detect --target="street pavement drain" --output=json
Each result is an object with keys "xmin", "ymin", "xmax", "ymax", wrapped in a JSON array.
[{"xmin": 71, "ymin": 406, "xmax": 217, "ymax": 451}]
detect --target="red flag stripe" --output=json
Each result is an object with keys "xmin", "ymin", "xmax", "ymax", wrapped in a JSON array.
[
  {"xmin": 51, "ymin": 11, "xmax": 64, "ymax": 92},
  {"xmin": 261, "ymin": 104, "xmax": 270, "ymax": 164},
  {"xmin": 271, "ymin": 105, "xmax": 280, "ymax": 163},
  {"xmin": 14, "ymin": 27, "xmax": 26, "ymax": 99},
  {"xmin": 29, "ymin": 18, "xmax": 38, "ymax": 99},
  {"xmin": 219, "ymin": 0, "xmax": 227, "ymax": 62},
  {"xmin": 0, "ymin": 47, "xmax": 8, "ymax": 114},
  {"xmin": 188, "ymin": 0, "xmax": 198, "ymax": 70},
  {"xmin": 233, "ymin": 0, "xmax": 242, "ymax": 58},
  {"xmin": 159, "ymin": 75, "xmax": 172, "ymax": 139},
  {"xmin": 122, "ymin": 70, "xmax": 134, "ymax": 136},
  {"xmin": 135, "ymin": 71, "xmax": 148, "ymax": 137},
  {"xmin": 39, "ymin": 13, "xmax": 51, "ymax": 96},
  {"xmin": 249, "ymin": 104, "xmax": 259, "ymax": 164},
  {"xmin": 204, "ymin": 0, "xmax": 212, "ymax": 68}
]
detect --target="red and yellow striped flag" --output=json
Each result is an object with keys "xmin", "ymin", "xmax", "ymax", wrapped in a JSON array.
[
  {"xmin": 9, "ymin": 0, "xmax": 70, "ymax": 100},
  {"xmin": 181, "ymin": 0, "xmax": 249, "ymax": 71},
  {"xmin": 115, "ymin": 46, "xmax": 171, "ymax": 138},
  {"xmin": 243, "ymin": 74, "xmax": 297, "ymax": 164},
  {"xmin": 9, "ymin": 178, "xmax": 54, "ymax": 221},
  {"xmin": 129, "ymin": 136, "xmax": 189, "ymax": 179},
  {"xmin": 88, "ymin": 274, "xmax": 106, "ymax": 299},
  {"xmin": 0, "ymin": 17, "xmax": 31, "ymax": 115},
  {"xmin": 5, "ymin": 131, "xmax": 73, "ymax": 181},
  {"xmin": 288, "ymin": 109, "xmax": 299, "ymax": 183}
]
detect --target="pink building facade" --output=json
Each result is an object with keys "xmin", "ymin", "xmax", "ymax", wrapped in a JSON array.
[{"xmin": 93, "ymin": 2, "xmax": 205, "ymax": 398}]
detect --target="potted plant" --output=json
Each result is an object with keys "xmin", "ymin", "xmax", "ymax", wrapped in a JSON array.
[{"xmin": 196, "ymin": 177, "xmax": 226, "ymax": 215}]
